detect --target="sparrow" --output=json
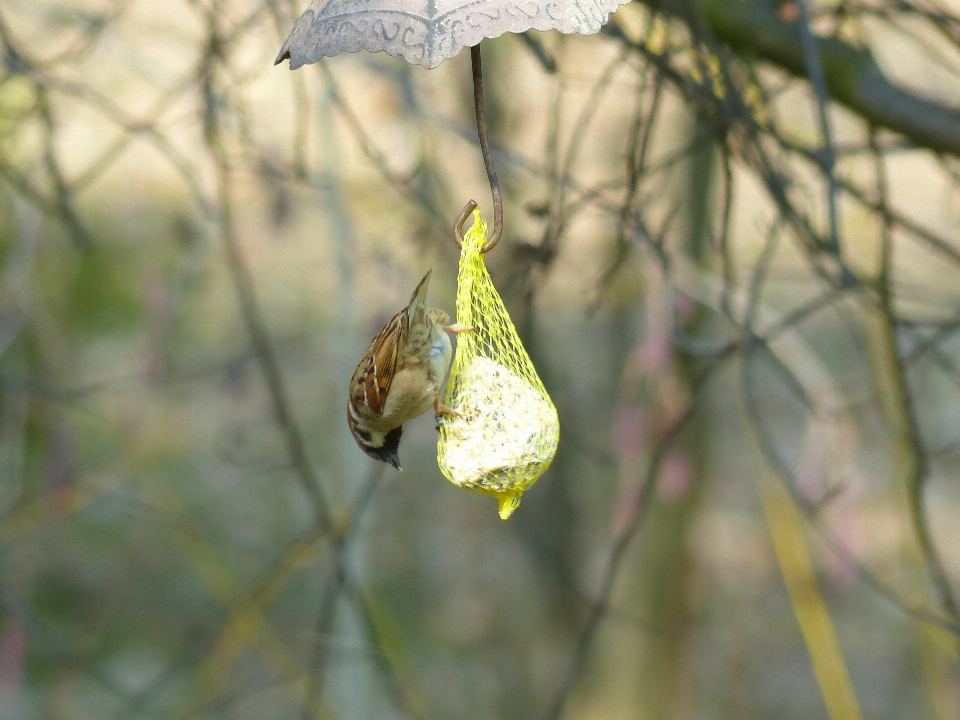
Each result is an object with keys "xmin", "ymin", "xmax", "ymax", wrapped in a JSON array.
[{"xmin": 346, "ymin": 270, "xmax": 470, "ymax": 470}]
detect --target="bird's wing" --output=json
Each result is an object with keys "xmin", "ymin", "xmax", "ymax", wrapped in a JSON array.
[{"xmin": 349, "ymin": 310, "xmax": 406, "ymax": 416}]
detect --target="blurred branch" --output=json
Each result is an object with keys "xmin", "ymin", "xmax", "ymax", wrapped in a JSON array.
[
  {"xmin": 540, "ymin": 48, "xmax": 626, "ymax": 260},
  {"xmin": 637, "ymin": 0, "xmax": 960, "ymax": 155},
  {"xmin": 542, "ymin": 352, "xmax": 730, "ymax": 720},
  {"xmin": 199, "ymin": 14, "xmax": 331, "ymax": 530},
  {"xmin": 804, "ymin": 153, "xmax": 960, "ymax": 267},
  {"xmin": 0, "ymin": 15, "xmax": 92, "ymax": 246},
  {"xmin": 759, "ymin": 476, "xmax": 864, "ymax": 720},
  {"xmin": 303, "ymin": 466, "xmax": 388, "ymax": 719},
  {"xmin": 517, "ymin": 31, "xmax": 557, "ymax": 73},
  {"xmin": 106, "ymin": 524, "xmax": 325, "ymax": 720},
  {"xmin": 317, "ymin": 61, "xmax": 447, "ymax": 227},
  {"xmin": 604, "ymin": 19, "xmax": 852, "ymax": 284},
  {"xmin": 348, "ymin": 583, "xmax": 430, "ymax": 720},
  {"xmin": 36, "ymin": 88, "xmax": 91, "ymax": 247},
  {"xmin": 871, "ymin": 132, "xmax": 960, "ymax": 631},
  {"xmin": 667, "ymin": 216, "xmax": 960, "ymax": 638},
  {"xmin": 741, "ymin": 325, "xmax": 960, "ymax": 638},
  {"xmin": 794, "ymin": 0, "xmax": 839, "ymax": 252}
]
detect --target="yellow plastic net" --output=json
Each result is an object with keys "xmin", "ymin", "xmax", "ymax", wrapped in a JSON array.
[{"xmin": 438, "ymin": 209, "xmax": 560, "ymax": 519}]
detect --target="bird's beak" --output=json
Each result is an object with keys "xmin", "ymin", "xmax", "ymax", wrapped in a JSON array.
[
  {"xmin": 372, "ymin": 426, "xmax": 403, "ymax": 471},
  {"xmin": 370, "ymin": 442, "xmax": 403, "ymax": 471},
  {"xmin": 446, "ymin": 323, "xmax": 473, "ymax": 334},
  {"xmin": 386, "ymin": 450, "xmax": 402, "ymax": 471}
]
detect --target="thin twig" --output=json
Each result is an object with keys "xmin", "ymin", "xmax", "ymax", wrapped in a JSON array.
[
  {"xmin": 871, "ymin": 127, "xmax": 960, "ymax": 629},
  {"xmin": 542, "ymin": 354, "xmax": 732, "ymax": 720},
  {"xmin": 200, "ymin": 18, "xmax": 331, "ymax": 532},
  {"xmin": 795, "ymin": 0, "xmax": 840, "ymax": 253}
]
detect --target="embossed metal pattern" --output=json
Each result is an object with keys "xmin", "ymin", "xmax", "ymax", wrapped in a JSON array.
[{"xmin": 276, "ymin": 0, "xmax": 630, "ymax": 69}]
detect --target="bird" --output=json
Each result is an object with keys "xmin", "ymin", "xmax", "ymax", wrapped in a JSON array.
[{"xmin": 346, "ymin": 270, "xmax": 470, "ymax": 470}]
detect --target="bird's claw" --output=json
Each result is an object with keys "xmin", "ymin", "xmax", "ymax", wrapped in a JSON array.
[{"xmin": 434, "ymin": 397, "xmax": 458, "ymax": 417}]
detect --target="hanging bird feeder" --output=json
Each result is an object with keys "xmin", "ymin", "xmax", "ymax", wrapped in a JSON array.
[{"xmin": 276, "ymin": 0, "xmax": 627, "ymax": 516}]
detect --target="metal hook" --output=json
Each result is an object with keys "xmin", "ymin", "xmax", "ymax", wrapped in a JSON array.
[
  {"xmin": 468, "ymin": 45, "xmax": 502, "ymax": 253},
  {"xmin": 454, "ymin": 199, "xmax": 479, "ymax": 249}
]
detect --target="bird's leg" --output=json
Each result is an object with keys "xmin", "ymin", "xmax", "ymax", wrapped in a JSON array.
[
  {"xmin": 434, "ymin": 396, "xmax": 458, "ymax": 417},
  {"xmin": 434, "ymin": 395, "xmax": 458, "ymax": 432},
  {"xmin": 445, "ymin": 323, "xmax": 473, "ymax": 334}
]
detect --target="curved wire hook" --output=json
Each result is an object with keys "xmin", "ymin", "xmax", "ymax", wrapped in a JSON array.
[
  {"xmin": 454, "ymin": 199, "xmax": 479, "ymax": 249},
  {"xmin": 464, "ymin": 44, "xmax": 502, "ymax": 253}
]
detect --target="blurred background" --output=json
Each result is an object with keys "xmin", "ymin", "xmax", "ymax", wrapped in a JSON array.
[{"xmin": 2, "ymin": 0, "xmax": 960, "ymax": 718}]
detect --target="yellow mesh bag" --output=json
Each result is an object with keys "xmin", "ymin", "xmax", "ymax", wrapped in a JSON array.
[{"xmin": 438, "ymin": 209, "xmax": 560, "ymax": 520}]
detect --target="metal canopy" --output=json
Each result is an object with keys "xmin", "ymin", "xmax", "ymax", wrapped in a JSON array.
[{"xmin": 276, "ymin": 0, "xmax": 631, "ymax": 69}]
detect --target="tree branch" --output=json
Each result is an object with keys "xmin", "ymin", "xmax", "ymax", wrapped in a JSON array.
[{"xmin": 640, "ymin": 0, "xmax": 960, "ymax": 156}]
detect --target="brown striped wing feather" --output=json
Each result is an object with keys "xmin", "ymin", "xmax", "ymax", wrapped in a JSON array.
[
  {"xmin": 348, "ymin": 270, "xmax": 432, "ymax": 419},
  {"xmin": 350, "ymin": 310, "xmax": 406, "ymax": 416}
]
